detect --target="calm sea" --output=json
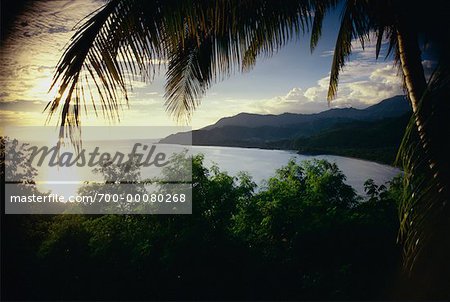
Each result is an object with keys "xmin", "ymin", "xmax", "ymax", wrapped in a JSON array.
[{"xmin": 28, "ymin": 140, "xmax": 401, "ymax": 197}]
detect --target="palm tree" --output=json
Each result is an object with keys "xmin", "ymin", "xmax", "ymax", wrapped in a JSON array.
[
  {"xmin": 322, "ymin": 1, "xmax": 450, "ymax": 296},
  {"xmin": 47, "ymin": 0, "xmax": 325, "ymax": 125},
  {"xmin": 47, "ymin": 0, "xmax": 449, "ymax": 297}
]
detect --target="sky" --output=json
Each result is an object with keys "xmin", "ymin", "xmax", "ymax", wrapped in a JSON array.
[{"xmin": 0, "ymin": 0, "xmax": 408, "ymax": 132}]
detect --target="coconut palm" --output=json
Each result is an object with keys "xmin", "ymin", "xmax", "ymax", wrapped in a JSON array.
[
  {"xmin": 47, "ymin": 0, "xmax": 328, "ymax": 125},
  {"xmin": 47, "ymin": 0, "xmax": 449, "ymax": 297},
  {"xmin": 322, "ymin": 1, "xmax": 450, "ymax": 296}
]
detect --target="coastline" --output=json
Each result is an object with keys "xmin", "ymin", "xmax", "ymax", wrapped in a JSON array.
[{"xmin": 159, "ymin": 141, "xmax": 399, "ymax": 167}]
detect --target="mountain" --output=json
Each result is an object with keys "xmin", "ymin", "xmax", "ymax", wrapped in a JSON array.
[
  {"xmin": 160, "ymin": 95, "xmax": 411, "ymax": 149},
  {"xmin": 202, "ymin": 95, "xmax": 409, "ymax": 130},
  {"xmin": 269, "ymin": 114, "xmax": 411, "ymax": 164}
]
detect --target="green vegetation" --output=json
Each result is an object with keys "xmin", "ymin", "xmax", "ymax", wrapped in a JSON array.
[
  {"xmin": 274, "ymin": 115, "xmax": 410, "ymax": 164},
  {"xmin": 161, "ymin": 97, "xmax": 411, "ymax": 165},
  {"xmin": 2, "ymin": 153, "xmax": 405, "ymax": 300},
  {"xmin": 43, "ymin": 0, "xmax": 450, "ymax": 293}
]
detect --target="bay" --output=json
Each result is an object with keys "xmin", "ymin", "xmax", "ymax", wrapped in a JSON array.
[
  {"xmin": 29, "ymin": 141, "xmax": 401, "ymax": 197},
  {"xmin": 190, "ymin": 145, "xmax": 401, "ymax": 195}
]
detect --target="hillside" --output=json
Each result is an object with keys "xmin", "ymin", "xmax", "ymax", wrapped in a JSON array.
[
  {"xmin": 203, "ymin": 95, "xmax": 409, "ymax": 129},
  {"xmin": 159, "ymin": 95, "xmax": 411, "ymax": 164},
  {"xmin": 269, "ymin": 114, "xmax": 411, "ymax": 164}
]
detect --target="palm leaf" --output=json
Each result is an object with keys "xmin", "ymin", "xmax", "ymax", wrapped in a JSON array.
[
  {"xmin": 241, "ymin": 0, "xmax": 317, "ymax": 71},
  {"xmin": 46, "ymin": 0, "xmax": 169, "ymax": 135},
  {"xmin": 310, "ymin": 1, "xmax": 340, "ymax": 52},
  {"xmin": 396, "ymin": 63, "xmax": 450, "ymax": 281},
  {"xmin": 327, "ymin": 0, "xmax": 372, "ymax": 101},
  {"xmin": 47, "ymin": 0, "xmax": 321, "ymax": 136},
  {"xmin": 164, "ymin": 36, "xmax": 213, "ymax": 122}
]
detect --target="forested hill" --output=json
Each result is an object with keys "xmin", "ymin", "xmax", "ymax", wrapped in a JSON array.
[
  {"xmin": 159, "ymin": 95, "xmax": 411, "ymax": 164},
  {"xmin": 269, "ymin": 114, "xmax": 411, "ymax": 164},
  {"xmin": 203, "ymin": 95, "xmax": 410, "ymax": 129}
]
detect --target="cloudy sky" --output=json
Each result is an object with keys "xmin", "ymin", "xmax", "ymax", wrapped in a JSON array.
[{"xmin": 0, "ymin": 0, "xmax": 407, "ymax": 131}]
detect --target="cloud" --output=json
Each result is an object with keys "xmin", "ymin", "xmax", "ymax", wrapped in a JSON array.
[
  {"xmin": 0, "ymin": 100, "xmax": 46, "ymax": 112},
  {"xmin": 253, "ymin": 39, "xmax": 405, "ymax": 113},
  {"xmin": 0, "ymin": 0, "xmax": 103, "ymax": 104},
  {"xmin": 266, "ymin": 63, "xmax": 403, "ymax": 113},
  {"xmin": 320, "ymin": 50, "xmax": 335, "ymax": 57},
  {"xmin": 1, "ymin": 10, "xmax": 410, "ymax": 130},
  {"xmin": 4, "ymin": 0, "xmax": 101, "ymax": 42},
  {"xmin": 285, "ymin": 87, "xmax": 304, "ymax": 100},
  {"xmin": 216, "ymin": 41, "xmax": 405, "ymax": 118},
  {"xmin": 0, "ymin": 110, "xmax": 47, "ymax": 126},
  {"xmin": 47, "ymin": 26, "xmax": 71, "ymax": 34}
]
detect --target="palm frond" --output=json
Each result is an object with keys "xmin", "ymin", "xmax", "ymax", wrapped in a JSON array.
[
  {"xmin": 310, "ymin": 1, "xmax": 336, "ymax": 52},
  {"xmin": 396, "ymin": 63, "xmax": 450, "ymax": 277},
  {"xmin": 164, "ymin": 36, "xmax": 213, "ymax": 122},
  {"xmin": 241, "ymin": 0, "xmax": 316, "ymax": 71},
  {"xmin": 47, "ymin": 0, "xmax": 322, "ymax": 139},
  {"xmin": 327, "ymin": 0, "xmax": 371, "ymax": 101},
  {"xmin": 46, "ymin": 0, "xmax": 167, "ymax": 136},
  {"xmin": 375, "ymin": 26, "xmax": 384, "ymax": 59}
]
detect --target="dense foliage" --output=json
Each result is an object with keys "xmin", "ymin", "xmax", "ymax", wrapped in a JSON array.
[
  {"xmin": 35, "ymin": 0, "xmax": 450, "ymax": 293},
  {"xmin": 178, "ymin": 114, "xmax": 409, "ymax": 165},
  {"xmin": 272, "ymin": 115, "xmax": 410, "ymax": 165},
  {"xmin": 1, "ymin": 153, "xmax": 405, "ymax": 300}
]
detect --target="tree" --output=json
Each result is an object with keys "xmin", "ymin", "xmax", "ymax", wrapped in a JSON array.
[
  {"xmin": 323, "ymin": 1, "xmax": 449, "ymax": 296},
  {"xmin": 46, "ymin": 0, "xmax": 449, "ymax": 297},
  {"xmin": 0, "ymin": 137, "xmax": 61, "ymax": 213},
  {"xmin": 76, "ymin": 155, "xmax": 148, "ymax": 213}
]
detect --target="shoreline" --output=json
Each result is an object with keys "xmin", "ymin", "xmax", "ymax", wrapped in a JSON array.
[{"xmin": 158, "ymin": 142, "xmax": 399, "ymax": 168}]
